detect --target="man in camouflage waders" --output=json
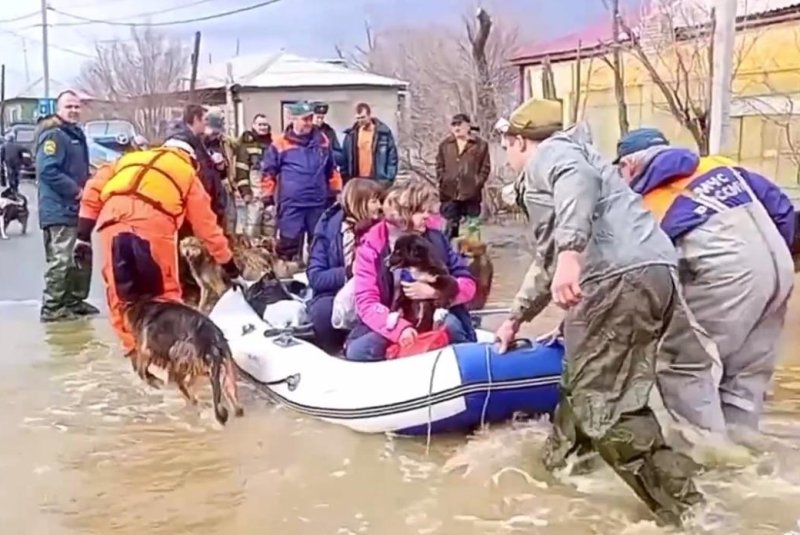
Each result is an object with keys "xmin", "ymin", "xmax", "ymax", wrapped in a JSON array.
[{"xmin": 493, "ymin": 98, "xmax": 704, "ymax": 525}]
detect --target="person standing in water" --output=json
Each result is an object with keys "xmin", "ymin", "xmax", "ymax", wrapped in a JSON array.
[{"xmin": 493, "ymin": 98, "xmax": 703, "ymax": 525}]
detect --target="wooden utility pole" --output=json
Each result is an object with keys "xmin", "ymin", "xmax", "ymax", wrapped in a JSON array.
[
  {"xmin": 189, "ymin": 31, "xmax": 202, "ymax": 101},
  {"xmin": 1, "ymin": 64, "xmax": 6, "ymax": 133},
  {"xmin": 610, "ymin": 0, "xmax": 629, "ymax": 135},
  {"xmin": 41, "ymin": 0, "xmax": 50, "ymax": 99}
]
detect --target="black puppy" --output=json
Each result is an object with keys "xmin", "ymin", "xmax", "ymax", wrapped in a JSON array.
[
  {"xmin": 125, "ymin": 299, "xmax": 244, "ymax": 425},
  {"xmin": 0, "ymin": 188, "xmax": 29, "ymax": 239},
  {"xmin": 387, "ymin": 233, "xmax": 459, "ymax": 333}
]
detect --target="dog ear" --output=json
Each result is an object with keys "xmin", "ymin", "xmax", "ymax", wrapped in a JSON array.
[{"xmin": 472, "ymin": 241, "xmax": 487, "ymax": 256}]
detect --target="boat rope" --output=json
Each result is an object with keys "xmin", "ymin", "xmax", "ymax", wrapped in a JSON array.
[
  {"xmin": 479, "ymin": 343, "xmax": 493, "ymax": 430},
  {"xmin": 425, "ymin": 348, "xmax": 446, "ymax": 455}
]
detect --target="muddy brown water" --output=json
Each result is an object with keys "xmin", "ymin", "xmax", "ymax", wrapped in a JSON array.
[{"xmin": 1, "ymin": 222, "xmax": 799, "ymax": 534}]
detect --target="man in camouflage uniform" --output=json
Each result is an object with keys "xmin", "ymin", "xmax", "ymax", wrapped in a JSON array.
[
  {"xmin": 36, "ymin": 90, "xmax": 97, "ymax": 322},
  {"xmin": 233, "ymin": 114, "xmax": 274, "ymax": 238},
  {"xmin": 493, "ymin": 98, "xmax": 703, "ymax": 525}
]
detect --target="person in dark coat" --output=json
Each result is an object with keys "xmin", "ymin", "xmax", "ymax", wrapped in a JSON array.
[
  {"xmin": 1, "ymin": 132, "xmax": 25, "ymax": 191},
  {"xmin": 36, "ymin": 90, "xmax": 95, "ymax": 323},
  {"xmin": 341, "ymin": 102, "xmax": 398, "ymax": 185},
  {"xmin": 435, "ymin": 113, "xmax": 491, "ymax": 239},
  {"xmin": 166, "ymin": 105, "xmax": 227, "ymax": 227},
  {"xmin": 306, "ymin": 178, "xmax": 384, "ymax": 353},
  {"xmin": 203, "ymin": 111, "xmax": 237, "ymax": 234},
  {"xmin": 312, "ymin": 102, "xmax": 344, "ymax": 171}
]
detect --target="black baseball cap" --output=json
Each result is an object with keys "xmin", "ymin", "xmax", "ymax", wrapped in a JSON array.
[
  {"xmin": 451, "ymin": 113, "xmax": 471, "ymax": 125},
  {"xmin": 313, "ymin": 102, "xmax": 329, "ymax": 115}
]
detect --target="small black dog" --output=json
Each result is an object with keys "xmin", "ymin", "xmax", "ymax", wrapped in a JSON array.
[
  {"xmin": 0, "ymin": 187, "xmax": 29, "ymax": 239},
  {"xmin": 125, "ymin": 299, "xmax": 244, "ymax": 425},
  {"xmin": 387, "ymin": 233, "xmax": 459, "ymax": 333}
]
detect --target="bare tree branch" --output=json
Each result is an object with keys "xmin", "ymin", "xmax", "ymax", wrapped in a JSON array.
[
  {"xmin": 336, "ymin": 7, "xmax": 522, "ymax": 207},
  {"xmin": 76, "ymin": 27, "xmax": 190, "ymax": 140},
  {"xmin": 617, "ymin": 4, "xmax": 710, "ymax": 153}
]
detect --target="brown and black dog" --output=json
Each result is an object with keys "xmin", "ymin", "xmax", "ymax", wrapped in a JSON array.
[
  {"xmin": 179, "ymin": 235, "xmax": 301, "ymax": 313},
  {"xmin": 387, "ymin": 233, "xmax": 459, "ymax": 333},
  {"xmin": 125, "ymin": 299, "xmax": 243, "ymax": 425},
  {"xmin": 456, "ymin": 236, "xmax": 494, "ymax": 310}
]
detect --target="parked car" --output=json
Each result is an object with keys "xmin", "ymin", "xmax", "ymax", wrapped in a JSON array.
[
  {"xmin": 85, "ymin": 119, "xmax": 137, "ymax": 153},
  {"xmin": 88, "ymin": 140, "xmax": 122, "ymax": 174}
]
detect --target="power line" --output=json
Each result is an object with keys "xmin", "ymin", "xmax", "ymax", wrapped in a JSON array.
[
  {"xmin": 0, "ymin": 10, "xmax": 38, "ymax": 23},
  {"xmin": 49, "ymin": 0, "xmax": 218, "ymax": 27},
  {"xmin": 49, "ymin": 0, "xmax": 285, "ymax": 27},
  {"xmin": 0, "ymin": 26, "xmax": 94, "ymax": 58}
]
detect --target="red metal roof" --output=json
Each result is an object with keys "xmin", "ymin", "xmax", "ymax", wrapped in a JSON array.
[
  {"xmin": 511, "ymin": 0, "xmax": 800, "ymax": 66},
  {"xmin": 510, "ymin": 4, "xmax": 645, "ymax": 65}
]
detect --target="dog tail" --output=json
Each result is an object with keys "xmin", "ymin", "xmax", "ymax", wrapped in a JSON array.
[{"xmin": 210, "ymin": 355, "xmax": 229, "ymax": 425}]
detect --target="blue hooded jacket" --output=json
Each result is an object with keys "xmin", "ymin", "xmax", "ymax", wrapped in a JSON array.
[
  {"xmin": 306, "ymin": 203, "xmax": 347, "ymax": 302},
  {"xmin": 633, "ymin": 148, "xmax": 795, "ymax": 246},
  {"xmin": 261, "ymin": 126, "xmax": 336, "ymax": 208}
]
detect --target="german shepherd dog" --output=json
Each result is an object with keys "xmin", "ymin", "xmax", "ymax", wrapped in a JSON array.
[
  {"xmin": 124, "ymin": 299, "xmax": 243, "ymax": 425},
  {"xmin": 0, "ymin": 187, "xmax": 29, "ymax": 239},
  {"xmin": 456, "ymin": 236, "xmax": 494, "ymax": 310},
  {"xmin": 387, "ymin": 233, "xmax": 459, "ymax": 333}
]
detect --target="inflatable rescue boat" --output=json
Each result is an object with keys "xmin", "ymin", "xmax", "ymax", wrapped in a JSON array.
[{"xmin": 209, "ymin": 284, "xmax": 564, "ymax": 436}]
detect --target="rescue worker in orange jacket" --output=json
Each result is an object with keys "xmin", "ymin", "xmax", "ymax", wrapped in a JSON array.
[{"xmin": 74, "ymin": 138, "xmax": 243, "ymax": 354}]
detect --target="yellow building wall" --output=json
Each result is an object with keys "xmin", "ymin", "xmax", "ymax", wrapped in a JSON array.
[{"xmin": 524, "ymin": 18, "xmax": 800, "ymax": 193}]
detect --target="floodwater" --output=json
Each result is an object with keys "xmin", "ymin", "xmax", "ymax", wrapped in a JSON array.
[{"xmin": 1, "ymin": 183, "xmax": 800, "ymax": 534}]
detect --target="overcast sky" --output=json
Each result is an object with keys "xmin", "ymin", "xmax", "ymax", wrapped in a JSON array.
[{"xmin": 0, "ymin": 0, "xmax": 643, "ymax": 97}]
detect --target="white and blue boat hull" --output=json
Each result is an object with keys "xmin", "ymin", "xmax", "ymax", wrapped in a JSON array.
[{"xmin": 210, "ymin": 289, "xmax": 563, "ymax": 435}]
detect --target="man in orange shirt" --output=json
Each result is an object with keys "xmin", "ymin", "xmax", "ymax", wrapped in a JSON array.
[
  {"xmin": 75, "ymin": 138, "xmax": 243, "ymax": 354},
  {"xmin": 341, "ymin": 102, "xmax": 398, "ymax": 185}
]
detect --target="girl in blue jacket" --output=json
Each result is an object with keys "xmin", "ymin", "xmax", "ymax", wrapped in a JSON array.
[{"xmin": 306, "ymin": 178, "xmax": 385, "ymax": 353}]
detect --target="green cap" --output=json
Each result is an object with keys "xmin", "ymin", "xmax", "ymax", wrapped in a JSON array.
[
  {"xmin": 286, "ymin": 101, "xmax": 314, "ymax": 117},
  {"xmin": 496, "ymin": 98, "xmax": 563, "ymax": 141}
]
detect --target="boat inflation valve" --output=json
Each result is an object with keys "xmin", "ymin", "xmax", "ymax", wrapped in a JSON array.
[{"xmin": 242, "ymin": 324, "xmax": 256, "ymax": 336}]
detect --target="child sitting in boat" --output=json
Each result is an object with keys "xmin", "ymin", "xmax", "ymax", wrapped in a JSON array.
[
  {"xmin": 306, "ymin": 178, "xmax": 385, "ymax": 353},
  {"xmin": 345, "ymin": 180, "xmax": 478, "ymax": 361}
]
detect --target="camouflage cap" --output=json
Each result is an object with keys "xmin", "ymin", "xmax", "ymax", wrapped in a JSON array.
[{"xmin": 496, "ymin": 98, "xmax": 563, "ymax": 141}]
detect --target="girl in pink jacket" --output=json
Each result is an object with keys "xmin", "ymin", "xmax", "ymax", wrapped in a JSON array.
[{"xmin": 345, "ymin": 181, "xmax": 477, "ymax": 361}]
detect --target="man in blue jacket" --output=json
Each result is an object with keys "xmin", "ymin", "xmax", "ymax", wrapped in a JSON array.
[
  {"xmin": 36, "ymin": 90, "xmax": 95, "ymax": 323},
  {"xmin": 261, "ymin": 101, "xmax": 342, "ymax": 261},
  {"xmin": 341, "ymin": 102, "xmax": 398, "ymax": 185},
  {"xmin": 616, "ymin": 128, "xmax": 795, "ymax": 435}
]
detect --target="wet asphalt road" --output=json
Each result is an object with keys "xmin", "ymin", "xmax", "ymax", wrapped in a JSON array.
[{"xmin": 0, "ymin": 181, "xmax": 106, "ymax": 307}]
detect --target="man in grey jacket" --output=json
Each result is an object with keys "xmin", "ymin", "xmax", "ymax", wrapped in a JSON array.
[{"xmin": 493, "ymin": 98, "xmax": 703, "ymax": 525}]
